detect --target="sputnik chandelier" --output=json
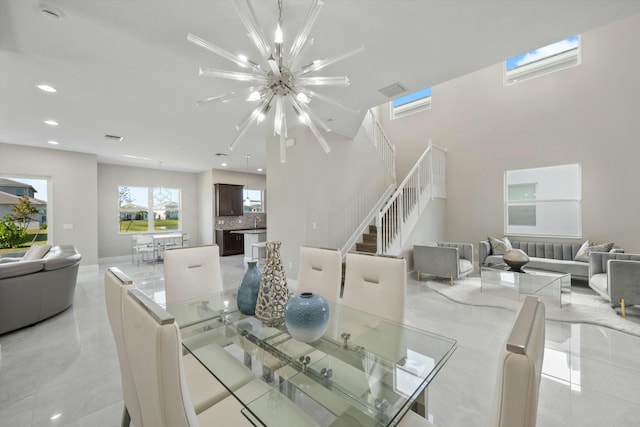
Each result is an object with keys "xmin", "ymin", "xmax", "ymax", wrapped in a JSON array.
[{"xmin": 189, "ymin": 0, "xmax": 363, "ymax": 162}]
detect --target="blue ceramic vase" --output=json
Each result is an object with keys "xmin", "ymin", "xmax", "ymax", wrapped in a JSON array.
[
  {"xmin": 237, "ymin": 261, "xmax": 261, "ymax": 315},
  {"xmin": 285, "ymin": 292, "xmax": 329, "ymax": 343}
]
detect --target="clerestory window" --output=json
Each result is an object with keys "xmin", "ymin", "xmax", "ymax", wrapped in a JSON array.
[
  {"xmin": 505, "ymin": 35, "xmax": 580, "ymax": 85},
  {"xmin": 390, "ymin": 87, "xmax": 432, "ymax": 119}
]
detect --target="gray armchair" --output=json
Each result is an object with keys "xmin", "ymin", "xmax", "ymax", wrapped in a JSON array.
[
  {"xmin": 589, "ymin": 252, "xmax": 640, "ymax": 317},
  {"xmin": 413, "ymin": 242, "xmax": 473, "ymax": 285}
]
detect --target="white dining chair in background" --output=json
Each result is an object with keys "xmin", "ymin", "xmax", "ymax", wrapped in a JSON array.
[
  {"xmin": 341, "ymin": 252, "xmax": 406, "ymax": 323},
  {"xmin": 163, "ymin": 245, "xmax": 224, "ymax": 305},
  {"xmin": 296, "ymin": 246, "xmax": 342, "ymax": 303}
]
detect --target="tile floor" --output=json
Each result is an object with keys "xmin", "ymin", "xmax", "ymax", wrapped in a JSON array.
[{"xmin": 1, "ymin": 255, "xmax": 639, "ymax": 426}]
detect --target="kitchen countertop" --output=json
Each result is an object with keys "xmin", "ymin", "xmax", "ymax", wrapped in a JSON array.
[{"xmin": 229, "ymin": 228, "xmax": 267, "ymax": 234}]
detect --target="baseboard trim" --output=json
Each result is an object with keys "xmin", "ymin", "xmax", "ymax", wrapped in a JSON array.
[
  {"xmin": 79, "ymin": 264, "xmax": 99, "ymax": 273},
  {"xmin": 98, "ymin": 255, "xmax": 131, "ymax": 264}
]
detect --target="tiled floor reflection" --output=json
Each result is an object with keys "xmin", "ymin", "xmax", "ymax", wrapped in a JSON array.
[{"xmin": 1, "ymin": 255, "xmax": 639, "ymax": 426}]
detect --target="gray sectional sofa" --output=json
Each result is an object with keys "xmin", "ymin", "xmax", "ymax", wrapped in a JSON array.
[
  {"xmin": 0, "ymin": 245, "xmax": 82, "ymax": 334},
  {"xmin": 479, "ymin": 239, "xmax": 622, "ymax": 280}
]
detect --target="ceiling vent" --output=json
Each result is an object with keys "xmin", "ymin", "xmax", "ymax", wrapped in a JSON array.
[
  {"xmin": 104, "ymin": 134, "xmax": 123, "ymax": 142},
  {"xmin": 214, "ymin": 153, "xmax": 228, "ymax": 157},
  {"xmin": 378, "ymin": 82, "xmax": 407, "ymax": 98}
]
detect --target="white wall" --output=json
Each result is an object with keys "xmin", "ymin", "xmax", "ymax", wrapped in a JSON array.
[
  {"xmin": 97, "ymin": 164, "xmax": 200, "ymax": 259},
  {"xmin": 378, "ymin": 14, "xmax": 640, "ymax": 256},
  {"xmin": 0, "ymin": 143, "xmax": 99, "ymax": 265},
  {"xmin": 266, "ymin": 124, "xmax": 392, "ymax": 278},
  {"xmin": 400, "ymin": 198, "xmax": 446, "ymax": 269},
  {"xmin": 197, "ymin": 170, "xmax": 214, "ymax": 245}
]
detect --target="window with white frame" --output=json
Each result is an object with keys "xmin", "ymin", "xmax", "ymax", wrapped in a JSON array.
[
  {"xmin": 504, "ymin": 164, "xmax": 581, "ymax": 237},
  {"xmin": 505, "ymin": 35, "xmax": 580, "ymax": 85},
  {"xmin": 118, "ymin": 185, "xmax": 181, "ymax": 233},
  {"xmin": 390, "ymin": 87, "xmax": 432, "ymax": 119},
  {"xmin": 243, "ymin": 189, "xmax": 263, "ymax": 213}
]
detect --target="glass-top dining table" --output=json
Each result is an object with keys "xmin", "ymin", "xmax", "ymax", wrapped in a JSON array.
[{"xmin": 166, "ymin": 290, "xmax": 456, "ymax": 427}]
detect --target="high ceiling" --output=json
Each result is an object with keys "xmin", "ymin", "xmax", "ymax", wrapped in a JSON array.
[{"xmin": 2, "ymin": 0, "xmax": 639, "ymax": 174}]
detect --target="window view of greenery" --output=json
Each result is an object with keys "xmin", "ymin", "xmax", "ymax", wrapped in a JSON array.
[
  {"xmin": 119, "ymin": 185, "xmax": 181, "ymax": 233},
  {"xmin": 0, "ymin": 177, "xmax": 48, "ymax": 253}
]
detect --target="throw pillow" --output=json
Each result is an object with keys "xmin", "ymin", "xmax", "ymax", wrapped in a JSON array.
[
  {"xmin": 21, "ymin": 244, "xmax": 52, "ymax": 261},
  {"xmin": 574, "ymin": 240, "xmax": 614, "ymax": 262},
  {"xmin": 488, "ymin": 236, "xmax": 512, "ymax": 255}
]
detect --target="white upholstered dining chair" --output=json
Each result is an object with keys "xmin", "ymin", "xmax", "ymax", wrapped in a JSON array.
[
  {"xmin": 105, "ymin": 268, "xmax": 232, "ymax": 426},
  {"xmin": 296, "ymin": 246, "xmax": 342, "ymax": 303},
  {"xmin": 164, "ymin": 245, "xmax": 224, "ymax": 305},
  {"xmin": 122, "ymin": 287, "xmax": 253, "ymax": 426},
  {"xmin": 341, "ymin": 252, "xmax": 406, "ymax": 323},
  {"xmin": 398, "ymin": 296, "xmax": 546, "ymax": 427},
  {"xmin": 104, "ymin": 268, "xmax": 143, "ymax": 427}
]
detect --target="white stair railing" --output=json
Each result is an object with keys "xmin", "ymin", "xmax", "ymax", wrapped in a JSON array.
[
  {"xmin": 376, "ymin": 141, "xmax": 446, "ymax": 255},
  {"xmin": 326, "ymin": 110, "xmax": 395, "ymax": 257},
  {"xmin": 362, "ymin": 110, "xmax": 396, "ymax": 180},
  {"xmin": 340, "ymin": 183, "xmax": 395, "ymax": 258}
]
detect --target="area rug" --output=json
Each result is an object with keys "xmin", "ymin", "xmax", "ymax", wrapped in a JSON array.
[{"xmin": 423, "ymin": 276, "xmax": 640, "ymax": 337}]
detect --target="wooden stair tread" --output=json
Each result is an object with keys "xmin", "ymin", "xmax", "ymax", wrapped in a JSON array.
[{"xmin": 355, "ymin": 242, "xmax": 377, "ymax": 253}]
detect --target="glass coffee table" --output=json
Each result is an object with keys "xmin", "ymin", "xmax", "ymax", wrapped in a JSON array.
[{"xmin": 481, "ymin": 264, "xmax": 571, "ymax": 307}]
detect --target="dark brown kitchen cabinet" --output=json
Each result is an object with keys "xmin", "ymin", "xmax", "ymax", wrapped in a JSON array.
[
  {"xmin": 216, "ymin": 230, "xmax": 244, "ymax": 256},
  {"xmin": 215, "ymin": 184, "xmax": 244, "ymax": 216}
]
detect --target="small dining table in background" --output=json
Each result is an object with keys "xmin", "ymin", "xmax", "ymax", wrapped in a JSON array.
[{"xmin": 151, "ymin": 232, "xmax": 185, "ymax": 261}]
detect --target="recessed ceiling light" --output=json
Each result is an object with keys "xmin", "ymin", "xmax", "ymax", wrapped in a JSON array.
[
  {"xmin": 44, "ymin": 120, "xmax": 58, "ymax": 126},
  {"xmin": 257, "ymin": 168, "xmax": 263, "ymax": 172},
  {"xmin": 37, "ymin": 84, "xmax": 57, "ymax": 93},
  {"xmin": 221, "ymin": 163, "xmax": 228, "ymax": 167},
  {"xmin": 47, "ymin": 140, "xmax": 59, "ymax": 145}
]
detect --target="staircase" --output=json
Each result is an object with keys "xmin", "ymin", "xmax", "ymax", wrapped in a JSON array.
[
  {"xmin": 346, "ymin": 143, "xmax": 447, "ymax": 256},
  {"xmin": 338, "ymin": 111, "xmax": 447, "ymax": 258},
  {"xmin": 355, "ymin": 225, "xmax": 377, "ymax": 253},
  {"xmin": 376, "ymin": 141, "xmax": 447, "ymax": 255}
]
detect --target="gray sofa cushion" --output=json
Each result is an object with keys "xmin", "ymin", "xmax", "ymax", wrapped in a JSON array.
[
  {"xmin": 459, "ymin": 259, "xmax": 473, "ymax": 275},
  {"xmin": 0, "ymin": 259, "xmax": 45, "ymax": 279},
  {"xmin": 42, "ymin": 245, "xmax": 82, "ymax": 271},
  {"xmin": 526, "ymin": 258, "xmax": 588, "ymax": 277},
  {"xmin": 510, "ymin": 240, "xmax": 584, "ymax": 261},
  {"xmin": 589, "ymin": 273, "xmax": 608, "ymax": 296}
]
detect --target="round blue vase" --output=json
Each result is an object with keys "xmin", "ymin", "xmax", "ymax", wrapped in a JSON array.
[
  {"xmin": 237, "ymin": 261, "xmax": 261, "ymax": 315},
  {"xmin": 285, "ymin": 292, "xmax": 329, "ymax": 343}
]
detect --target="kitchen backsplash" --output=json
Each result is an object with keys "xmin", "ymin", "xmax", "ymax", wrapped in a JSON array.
[{"xmin": 215, "ymin": 212, "xmax": 266, "ymax": 230}]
